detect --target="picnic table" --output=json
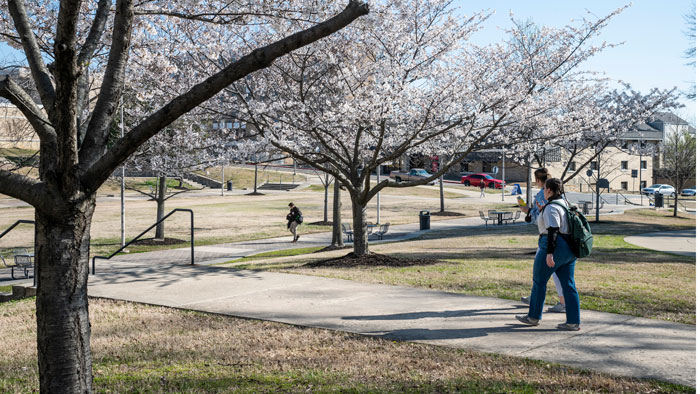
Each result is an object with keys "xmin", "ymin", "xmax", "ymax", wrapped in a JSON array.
[{"xmin": 490, "ymin": 211, "xmax": 513, "ymax": 225}]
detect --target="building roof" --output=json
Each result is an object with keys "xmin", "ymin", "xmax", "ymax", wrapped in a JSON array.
[{"xmin": 651, "ymin": 112, "xmax": 689, "ymax": 125}]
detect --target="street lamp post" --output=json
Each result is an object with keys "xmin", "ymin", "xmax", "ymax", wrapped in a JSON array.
[{"xmin": 120, "ymin": 94, "xmax": 125, "ymax": 247}]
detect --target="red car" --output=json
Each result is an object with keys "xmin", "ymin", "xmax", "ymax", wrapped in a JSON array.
[{"xmin": 461, "ymin": 173, "xmax": 505, "ymax": 189}]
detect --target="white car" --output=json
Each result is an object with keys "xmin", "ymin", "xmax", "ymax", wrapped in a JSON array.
[{"xmin": 642, "ymin": 184, "xmax": 675, "ymax": 196}]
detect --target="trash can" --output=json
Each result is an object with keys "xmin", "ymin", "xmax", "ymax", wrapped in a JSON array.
[
  {"xmin": 419, "ymin": 210, "xmax": 430, "ymax": 230},
  {"xmin": 226, "ymin": 180, "xmax": 233, "ymax": 191},
  {"xmin": 654, "ymin": 192, "xmax": 664, "ymax": 208}
]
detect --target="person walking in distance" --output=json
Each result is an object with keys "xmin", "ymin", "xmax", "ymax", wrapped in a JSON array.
[
  {"xmin": 519, "ymin": 168, "xmax": 567, "ymax": 313},
  {"xmin": 286, "ymin": 202, "xmax": 303, "ymax": 242},
  {"xmin": 479, "ymin": 178, "xmax": 486, "ymax": 198}
]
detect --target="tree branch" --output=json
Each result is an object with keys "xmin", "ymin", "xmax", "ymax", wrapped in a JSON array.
[
  {"xmin": 82, "ymin": 0, "xmax": 369, "ymax": 191},
  {"xmin": 0, "ymin": 169, "xmax": 46, "ymax": 208},
  {"xmin": 77, "ymin": 0, "xmax": 111, "ymax": 67},
  {"xmin": 7, "ymin": 0, "xmax": 56, "ymax": 116},
  {"xmin": 0, "ymin": 77, "xmax": 56, "ymax": 142},
  {"xmin": 79, "ymin": 0, "xmax": 134, "ymax": 165}
]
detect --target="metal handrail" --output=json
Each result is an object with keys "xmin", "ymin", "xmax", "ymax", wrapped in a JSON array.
[
  {"xmin": 0, "ymin": 220, "xmax": 36, "ymax": 287},
  {"xmin": 0, "ymin": 220, "xmax": 35, "ymax": 240},
  {"xmin": 615, "ymin": 193, "xmax": 642, "ymax": 206},
  {"xmin": 92, "ymin": 208, "xmax": 194, "ymax": 274}
]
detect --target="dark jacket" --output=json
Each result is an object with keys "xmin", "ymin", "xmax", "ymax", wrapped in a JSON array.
[{"xmin": 287, "ymin": 206, "xmax": 301, "ymax": 224}]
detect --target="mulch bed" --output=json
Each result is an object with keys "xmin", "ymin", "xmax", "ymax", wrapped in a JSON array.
[
  {"xmin": 430, "ymin": 211, "xmax": 465, "ymax": 217},
  {"xmin": 314, "ymin": 245, "xmax": 352, "ymax": 253},
  {"xmin": 304, "ymin": 252, "xmax": 444, "ymax": 268},
  {"xmin": 131, "ymin": 237, "xmax": 185, "ymax": 246}
]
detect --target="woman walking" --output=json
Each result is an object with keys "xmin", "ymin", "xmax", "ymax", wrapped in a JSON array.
[
  {"xmin": 516, "ymin": 178, "xmax": 581, "ymax": 331},
  {"xmin": 519, "ymin": 168, "xmax": 567, "ymax": 313}
]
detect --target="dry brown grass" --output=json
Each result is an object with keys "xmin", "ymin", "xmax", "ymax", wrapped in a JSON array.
[
  {"xmin": 0, "ymin": 183, "xmax": 510, "ymax": 257},
  {"xmin": 0, "ymin": 298, "xmax": 688, "ymax": 393}
]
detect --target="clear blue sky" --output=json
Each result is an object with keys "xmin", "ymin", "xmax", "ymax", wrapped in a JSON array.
[
  {"xmin": 1, "ymin": 1, "xmax": 696, "ymax": 123},
  {"xmin": 454, "ymin": 0, "xmax": 696, "ymax": 124}
]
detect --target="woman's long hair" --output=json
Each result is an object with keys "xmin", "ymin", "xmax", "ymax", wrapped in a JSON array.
[
  {"xmin": 545, "ymin": 178, "xmax": 564, "ymax": 201},
  {"xmin": 534, "ymin": 167, "xmax": 550, "ymax": 184}
]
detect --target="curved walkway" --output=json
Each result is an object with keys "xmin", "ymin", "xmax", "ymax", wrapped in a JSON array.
[
  {"xmin": 88, "ymin": 265, "xmax": 696, "ymax": 387},
  {"xmin": 625, "ymin": 229, "xmax": 696, "ymax": 257}
]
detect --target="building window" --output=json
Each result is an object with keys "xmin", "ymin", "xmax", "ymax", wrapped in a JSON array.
[
  {"xmin": 567, "ymin": 162, "xmax": 576, "ymax": 172},
  {"xmin": 590, "ymin": 161, "xmax": 597, "ymax": 170},
  {"xmin": 212, "ymin": 122, "xmax": 219, "ymax": 130},
  {"xmin": 226, "ymin": 121, "xmax": 233, "ymax": 129},
  {"xmin": 621, "ymin": 181, "xmax": 628, "ymax": 190},
  {"xmin": 621, "ymin": 161, "xmax": 628, "ymax": 170},
  {"xmin": 641, "ymin": 160, "xmax": 647, "ymax": 170}
]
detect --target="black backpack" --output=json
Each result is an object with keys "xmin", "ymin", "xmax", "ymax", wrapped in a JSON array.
[
  {"xmin": 295, "ymin": 209, "xmax": 303, "ymax": 224},
  {"xmin": 546, "ymin": 200, "xmax": 593, "ymax": 258}
]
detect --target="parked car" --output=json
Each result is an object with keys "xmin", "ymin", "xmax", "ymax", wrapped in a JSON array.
[
  {"xmin": 389, "ymin": 168, "xmax": 436, "ymax": 185},
  {"xmin": 461, "ymin": 173, "xmax": 505, "ymax": 189},
  {"xmin": 681, "ymin": 187, "xmax": 696, "ymax": 196},
  {"xmin": 642, "ymin": 184, "xmax": 675, "ymax": 196}
]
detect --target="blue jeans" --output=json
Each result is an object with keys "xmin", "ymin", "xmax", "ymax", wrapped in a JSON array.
[{"xmin": 528, "ymin": 235, "xmax": 580, "ymax": 324}]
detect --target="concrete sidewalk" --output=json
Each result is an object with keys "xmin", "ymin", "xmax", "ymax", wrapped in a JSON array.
[
  {"xmin": 88, "ymin": 264, "xmax": 696, "ymax": 387},
  {"xmin": 625, "ymin": 229, "xmax": 696, "ymax": 257}
]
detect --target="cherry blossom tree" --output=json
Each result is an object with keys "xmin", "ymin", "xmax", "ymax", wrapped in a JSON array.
[
  {"xmin": 221, "ymin": 0, "xmax": 635, "ymax": 256},
  {"xmin": 0, "ymin": 0, "xmax": 368, "ymax": 391}
]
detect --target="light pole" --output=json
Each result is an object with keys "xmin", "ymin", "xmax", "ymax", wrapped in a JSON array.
[
  {"xmin": 120, "ymin": 94, "xmax": 125, "ymax": 247},
  {"xmin": 376, "ymin": 165, "xmax": 381, "ymax": 224}
]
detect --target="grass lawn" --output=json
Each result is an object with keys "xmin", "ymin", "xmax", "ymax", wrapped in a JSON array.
[
  {"xmin": 0, "ymin": 182, "xmax": 511, "ymax": 257},
  {"xmin": 0, "ymin": 298, "xmax": 689, "ymax": 393},
  {"xmin": 226, "ymin": 209, "xmax": 696, "ymax": 325}
]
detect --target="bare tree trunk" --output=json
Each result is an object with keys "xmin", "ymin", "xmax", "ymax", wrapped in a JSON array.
[
  {"xmin": 526, "ymin": 158, "xmax": 532, "ymax": 206},
  {"xmin": 323, "ymin": 173, "xmax": 329, "ymax": 222},
  {"xmin": 253, "ymin": 163, "xmax": 259, "ymax": 193},
  {"xmin": 439, "ymin": 175, "xmax": 445, "ymax": 212},
  {"xmin": 155, "ymin": 176, "xmax": 167, "ymax": 239},
  {"xmin": 35, "ymin": 198, "xmax": 96, "ymax": 393},
  {"xmin": 351, "ymin": 198, "xmax": 369, "ymax": 256},
  {"xmin": 331, "ymin": 179, "xmax": 344, "ymax": 247},
  {"xmin": 673, "ymin": 170, "xmax": 679, "ymax": 217}
]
